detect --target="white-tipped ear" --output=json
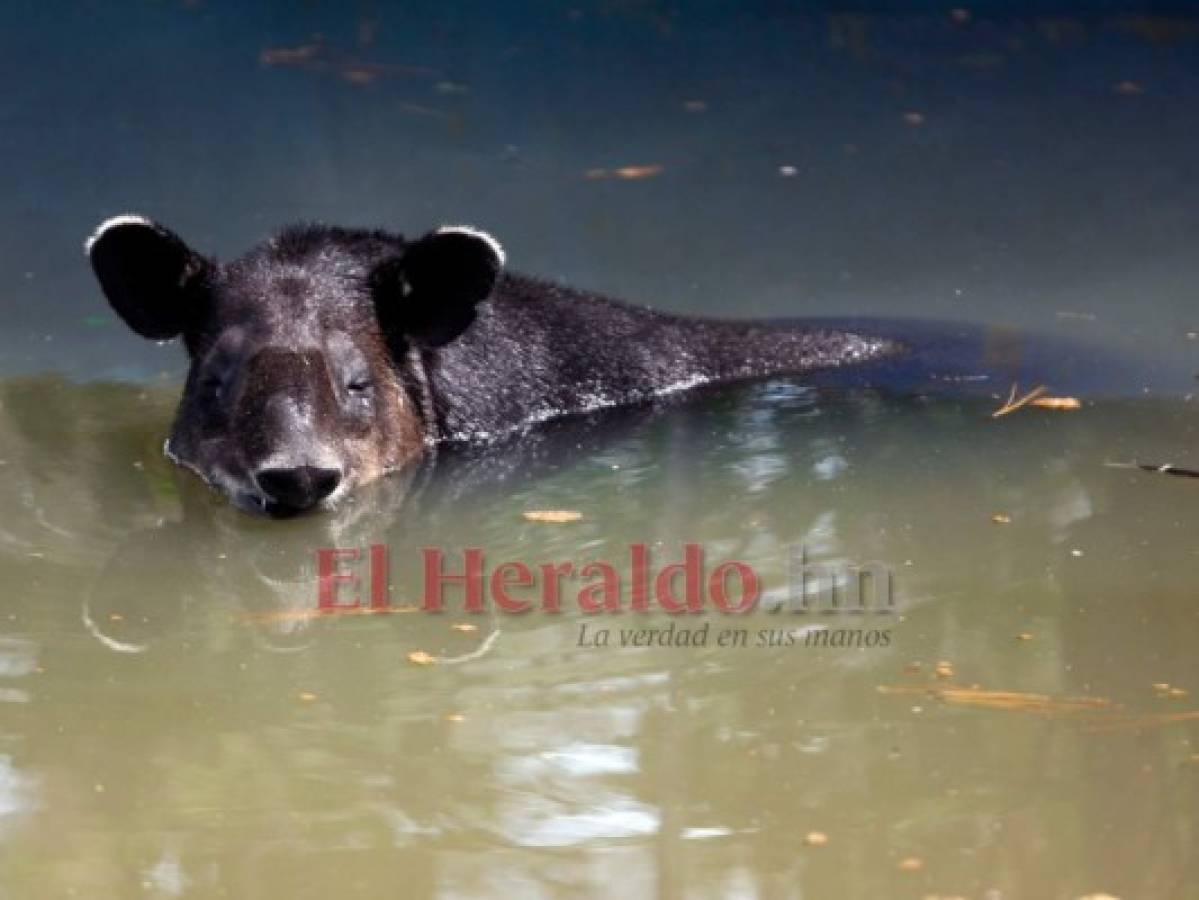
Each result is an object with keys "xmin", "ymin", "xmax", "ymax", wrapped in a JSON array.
[
  {"xmin": 84, "ymin": 213, "xmax": 156, "ymax": 255},
  {"xmin": 86, "ymin": 215, "xmax": 210, "ymax": 340},
  {"xmin": 435, "ymin": 225, "xmax": 506, "ymax": 267}
]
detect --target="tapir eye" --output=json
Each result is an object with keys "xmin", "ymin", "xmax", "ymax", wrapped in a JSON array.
[
  {"xmin": 346, "ymin": 376, "xmax": 374, "ymax": 395},
  {"xmin": 199, "ymin": 375, "xmax": 224, "ymax": 400}
]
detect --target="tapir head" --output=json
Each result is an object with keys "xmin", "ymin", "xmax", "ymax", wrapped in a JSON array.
[{"xmin": 86, "ymin": 215, "xmax": 504, "ymax": 516}]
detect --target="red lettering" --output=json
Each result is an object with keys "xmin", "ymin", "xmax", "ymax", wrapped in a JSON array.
[
  {"xmin": 709, "ymin": 561, "xmax": 759, "ymax": 613},
  {"xmin": 654, "ymin": 544, "xmax": 704, "ymax": 613},
  {"xmin": 578, "ymin": 561, "xmax": 621, "ymax": 612},
  {"xmin": 422, "ymin": 548, "xmax": 485, "ymax": 612},
  {"xmin": 317, "ymin": 547, "xmax": 361, "ymax": 610},
  {"xmin": 491, "ymin": 561, "xmax": 534, "ymax": 613},
  {"xmin": 538, "ymin": 562, "xmax": 573, "ymax": 612},
  {"xmin": 369, "ymin": 544, "xmax": 389, "ymax": 610}
]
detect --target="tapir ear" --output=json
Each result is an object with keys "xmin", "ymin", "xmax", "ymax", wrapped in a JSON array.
[
  {"xmin": 86, "ymin": 215, "xmax": 212, "ymax": 340},
  {"xmin": 372, "ymin": 225, "xmax": 505, "ymax": 347}
]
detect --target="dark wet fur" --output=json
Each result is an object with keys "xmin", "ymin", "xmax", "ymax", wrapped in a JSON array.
[{"xmin": 88, "ymin": 218, "xmax": 901, "ymax": 513}]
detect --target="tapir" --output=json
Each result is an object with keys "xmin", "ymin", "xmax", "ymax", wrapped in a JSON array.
[{"xmin": 86, "ymin": 215, "xmax": 1157, "ymax": 516}]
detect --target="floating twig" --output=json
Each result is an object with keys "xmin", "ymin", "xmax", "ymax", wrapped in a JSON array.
[
  {"xmin": 880, "ymin": 681, "xmax": 1199, "ymax": 732},
  {"xmin": 991, "ymin": 383, "xmax": 1048, "ymax": 418},
  {"xmin": 878, "ymin": 683, "xmax": 1114, "ymax": 715},
  {"xmin": 1105, "ymin": 461, "xmax": 1199, "ymax": 479},
  {"xmin": 407, "ymin": 629, "xmax": 503, "ymax": 666}
]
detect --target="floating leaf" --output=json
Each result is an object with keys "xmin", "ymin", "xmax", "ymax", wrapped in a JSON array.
[
  {"xmin": 1031, "ymin": 396, "xmax": 1081, "ymax": 410},
  {"xmin": 614, "ymin": 164, "xmax": 664, "ymax": 180},
  {"xmin": 523, "ymin": 510, "xmax": 583, "ymax": 523},
  {"xmin": 586, "ymin": 165, "xmax": 664, "ymax": 181}
]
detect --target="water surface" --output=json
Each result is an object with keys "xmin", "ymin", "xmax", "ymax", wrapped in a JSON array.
[{"xmin": 2, "ymin": 2, "xmax": 1199, "ymax": 898}]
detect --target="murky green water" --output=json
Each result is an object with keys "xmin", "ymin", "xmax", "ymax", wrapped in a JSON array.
[
  {"xmin": 2, "ymin": 376, "xmax": 1197, "ymax": 897},
  {"xmin": 5, "ymin": 1, "xmax": 1199, "ymax": 897}
]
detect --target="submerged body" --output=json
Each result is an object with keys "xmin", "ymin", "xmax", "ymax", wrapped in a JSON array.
[
  {"xmin": 87, "ymin": 216, "xmax": 1147, "ymax": 517},
  {"xmin": 86, "ymin": 216, "xmax": 906, "ymax": 515},
  {"xmin": 423, "ymin": 275, "xmax": 897, "ymax": 441}
]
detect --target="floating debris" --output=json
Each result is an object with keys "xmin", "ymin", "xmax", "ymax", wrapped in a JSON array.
[
  {"xmin": 259, "ymin": 39, "xmax": 439, "ymax": 88},
  {"xmin": 803, "ymin": 831, "xmax": 829, "ymax": 847},
  {"xmin": 902, "ymin": 111, "xmax": 926, "ymax": 126},
  {"xmin": 778, "ymin": 165, "xmax": 799, "ymax": 177},
  {"xmin": 991, "ymin": 383, "xmax": 1048, "ymax": 418},
  {"xmin": 616, "ymin": 166, "xmax": 660, "ymax": 179},
  {"xmin": 404, "ymin": 629, "xmax": 503, "ymax": 667},
  {"xmin": 991, "ymin": 513, "xmax": 1012, "ymax": 524},
  {"xmin": 898, "ymin": 857, "xmax": 924, "ymax": 872},
  {"xmin": 1016, "ymin": 632, "xmax": 1034, "ymax": 641},
  {"xmin": 298, "ymin": 691, "xmax": 318, "ymax": 702},
  {"xmin": 522, "ymin": 510, "xmax": 584, "ymax": 523},
  {"xmin": 950, "ymin": 8, "xmax": 971, "ymax": 23},
  {"xmin": 883, "ymin": 681, "xmax": 1199, "ymax": 733},
  {"xmin": 451, "ymin": 622, "xmax": 479, "ymax": 633},
  {"xmin": 259, "ymin": 42, "xmax": 322, "ymax": 67},
  {"xmin": 682, "ymin": 99, "xmax": 708, "ymax": 112},
  {"xmin": 1031, "ymin": 396, "xmax": 1081, "ymax": 410},
  {"xmin": 878, "ymin": 683, "xmax": 1115, "ymax": 716},
  {"xmin": 444, "ymin": 713, "xmax": 466, "ymax": 723},
  {"xmin": 1106, "ymin": 460, "xmax": 1199, "ymax": 480},
  {"xmin": 1114, "ymin": 80, "xmax": 1144, "ymax": 95},
  {"xmin": 340, "ymin": 66, "xmax": 378, "ymax": 86},
  {"xmin": 585, "ymin": 165, "xmax": 664, "ymax": 181},
  {"xmin": 934, "ymin": 661, "xmax": 954, "ymax": 680},
  {"xmin": 1152, "ymin": 683, "xmax": 1189, "ymax": 699}
]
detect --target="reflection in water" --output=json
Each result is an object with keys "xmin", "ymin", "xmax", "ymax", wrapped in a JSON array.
[{"xmin": 0, "ymin": 375, "xmax": 1197, "ymax": 895}]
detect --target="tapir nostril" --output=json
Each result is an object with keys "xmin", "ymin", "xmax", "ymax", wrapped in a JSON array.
[{"xmin": 254, "ymin": 466, "xmax": 342, "ymax": 512}]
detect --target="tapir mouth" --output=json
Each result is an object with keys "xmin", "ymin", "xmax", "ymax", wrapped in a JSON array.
[
  {"xmin": 233, "ymin": 490, "xmax": 321, "ymax": 518},
  {"xmin": 262, "ymin": 498, "xmax": 321, "ymax": 518}
]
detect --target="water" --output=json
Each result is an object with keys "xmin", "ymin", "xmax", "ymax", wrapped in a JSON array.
[{"xmin": 3, "ymin": 3, "xmax": 1199, "ymax": 898}]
